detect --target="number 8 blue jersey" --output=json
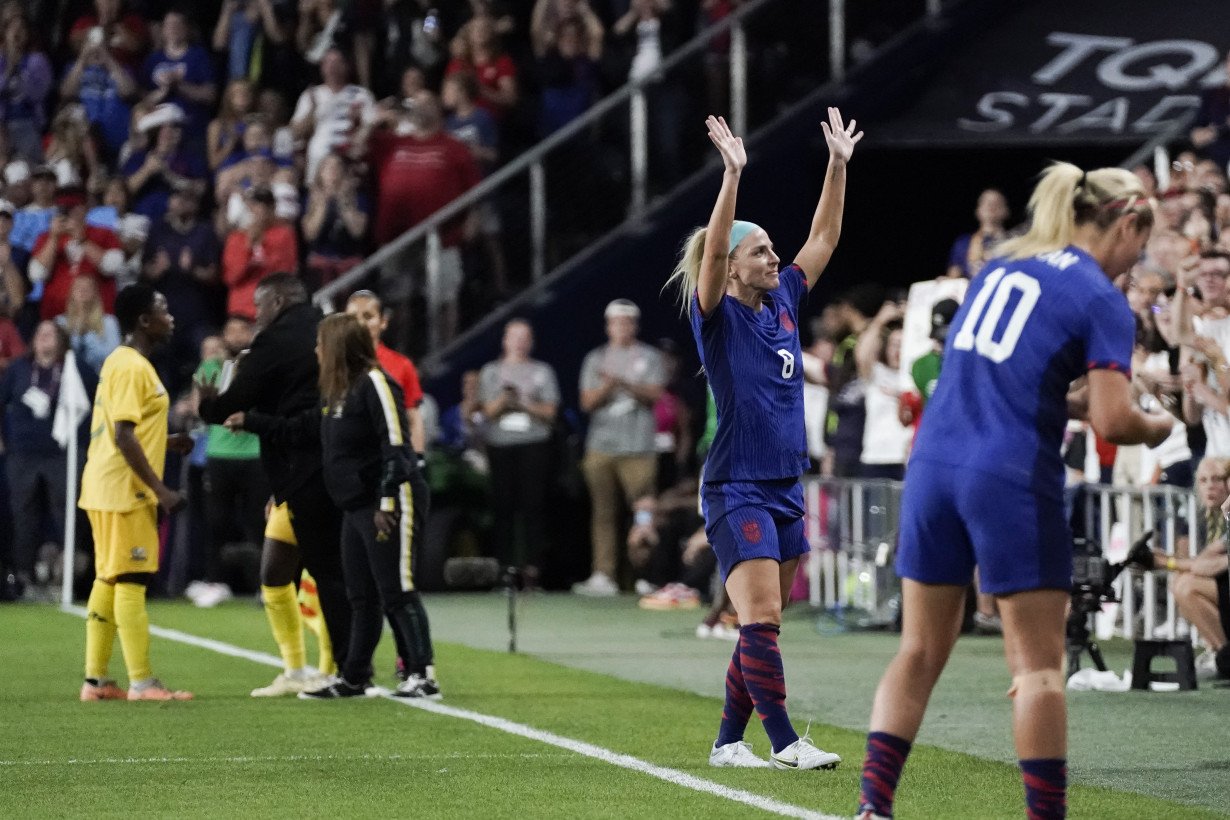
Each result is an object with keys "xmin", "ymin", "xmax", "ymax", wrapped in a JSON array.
[{"xmin": 909, "ymin": 246, "xmax": 1134, "ymax": 498}]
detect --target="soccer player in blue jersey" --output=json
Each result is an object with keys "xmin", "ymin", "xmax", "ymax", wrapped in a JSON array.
[
  {"xmin": 855, "ymin": 163, "xmax": 1173, "ymax": 820},
  {"xmin": 667, "ymin": 109, "xmax": 862, "ymax": 770}
]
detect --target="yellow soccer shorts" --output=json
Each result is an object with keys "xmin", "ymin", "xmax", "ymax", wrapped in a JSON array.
[
  {"xmin": 87, "ymin": 506, "xmax": 160, "ymax": 579},
  {"xmin": 264, "ymin": 501, "xmax": 298, "ymax": 545}
]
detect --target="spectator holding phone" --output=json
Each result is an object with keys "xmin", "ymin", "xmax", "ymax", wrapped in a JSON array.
[{"xmin": 477, "ymin": 319, "xmax": 559, "ymax": 584}]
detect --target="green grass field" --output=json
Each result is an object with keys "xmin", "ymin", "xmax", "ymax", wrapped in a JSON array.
[{"xmin": 3, "ymin": 593, "xmax": 1227, "ymax": 818}]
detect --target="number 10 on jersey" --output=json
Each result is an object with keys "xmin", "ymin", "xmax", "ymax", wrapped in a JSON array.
[{"xmin": 951, "ymin": 268, "xmax": 1041, "ymax": 363}]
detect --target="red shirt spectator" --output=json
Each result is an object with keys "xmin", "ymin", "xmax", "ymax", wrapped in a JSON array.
[
  {"xmin": 369, "ymin": 93, "xmax": 481, "ymax": 248},
  {"xmin": 376, "ymin": 342, "xmax": 423, "ymax": 408},
  {"xmin": 221, "ymin": 187, "xmax": 298, "ymax": 319},
  {"xmin": 29, "ymin": 195, "xmax": 121, "ymax": 320},
  {"xmin": 446, "ymin": 15, "xmax": 518, "ymax": 120}
]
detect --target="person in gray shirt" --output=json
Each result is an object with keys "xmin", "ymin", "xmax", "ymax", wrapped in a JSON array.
[
  {"xmin": 477, "ymin": 318, "xmax": 559, "ymax": 584},
  {"xmin": 573, "ymin": 300, "xmax": 665, "ymax": 596}
]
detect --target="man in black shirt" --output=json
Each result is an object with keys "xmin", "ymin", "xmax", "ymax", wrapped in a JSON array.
[{"xmin": 198, "ymin": 272, "xmax": 351, "ymax": 690}]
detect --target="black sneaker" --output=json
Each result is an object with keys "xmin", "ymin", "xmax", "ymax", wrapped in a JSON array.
[
  {"xmin": 298, "ymin": 678, "xmax": 371, "ymax": 700},
  {"xmin": 391, "ymin": 674, "xmax": 442, "ymax": 700}
]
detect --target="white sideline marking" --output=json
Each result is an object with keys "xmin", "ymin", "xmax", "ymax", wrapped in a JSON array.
[
  {"xmin": 1, "ymin": 752, "xmax": 573, "ymax": 767},
  {"xmin": 61, "ymin": 605, "xmax": 841, "ymax": 820}
]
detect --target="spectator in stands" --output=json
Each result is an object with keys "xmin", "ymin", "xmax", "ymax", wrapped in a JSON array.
[
  {"xmin": 0, "ymin": 199, "xmax": 26, "ymax": 314},
  {"xmin": 291, "ymin": 47, "xmax": 377, "ymax": 182},
  {"xmin": 478, "ymin": 318, "xmax": 559, "ymax": 585},
  {"xmin": 443, "ymin": 70, "xmax": 505, "ymax": 293},
  {"xmin": 10, "ymin": 163, "xmax": 55, "ymax": 254},
  {"xmin": 945, "ymin": 188, "xmax": 1009, "ymax": 278},
  {"xmin": 142, "ymin": 184, "xmax": 221, "ymax": 358},
  {"xmin": 855, "ymin": 302, "xmax": 911, "ymax": 479},
  {"xmin": 302, "ymin": 153, "xmax": 368, "ymax": 293},
  {"xmin": 1177, "ymin": 252, "xmax": 1230, "ymax": 457},
  {"xmin": 141, "ymin": 11, "xmax": 216, "ymax": 149},
  {"xmin": 59, "ymin": 22, "xmax": 137, "ymax": 163},
  {"xmin": 44, "ymin": 105, "xmax": 99, "ymax": 188},
  {"xmin": 29, "ymin": 188, "xmax": 122, "ymax": 320},
  {"xmin": 445, "ymin": 13, "xmax": 518, "ymax": 121},
  {"xmin": 1132, "ymin": 456, "xmax": 1229, "ymax": 680},
  {"xmin": 221, "ymin": 185, "xmax": 298, "ymax": 320},
  {"xmin": 530, "ymin": 0, "xmax": 604, "ymax": 61},
  {"xmin": 383, "ymin": 1, "xmax": 450, "ymax": 91},
  {"xmin": 573, "ymin": 299, "xmax": 664, "ymax": 596},
  {"xmin": 207, "ymin": 79, "xmax": 255, "ymax": 172},
  {"xmin": 216, "ymin": 145, "xmax": 278, "ymax": 235},
  {"xmin": 535, "ymin": 16, "xmax": 600, "ymax": 138},
  {"xmin": 212, "ymin": 0, "xmax": 288, "ymax": 85},
  {"xmin": 1190, "ymin": 49, "xmax": 1230, "ymax": 174},
  {"xmin": 121, "ymin": 103, "xmax": 207, "ymax": 222},
  {"xmin": 613, "ymin": 0, "xmax": 683, "ymax": 190},
  {"xmin": 628, "ymin": 478, "xmax": 710, "ymax": 606},
  {"xmin": 368, "ymin": 89, "xmax": 480, "ymax": 350},
  {"xmin": 0, "ymin": 320, "xmax": 95, "ymax": 596},
  {"xmin": 823, "ymin": 284, "xmax": 880, "ymax": 477},
  {"xmin": 652, "ymin": 338, "xmax": 694, "ymax": 490},
  {"xmin": 55, "ymin": 276, "xmax": 119, "ymax": 375},
  {"xmin": 438, "ymin": 368, "xmax": 484, "ymax": 454},
  {"xmin": 68, "ymin": 0, "xmax": 149, "ymax": 72},
  {"xmin": 0, "ymin": 14, "xmax": 53, "ymax": 162}
]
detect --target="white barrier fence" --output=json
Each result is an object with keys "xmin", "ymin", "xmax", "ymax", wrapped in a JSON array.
[{"xmin": 802, "ymin": 478, "xmax": 1207, "ymax": 644}]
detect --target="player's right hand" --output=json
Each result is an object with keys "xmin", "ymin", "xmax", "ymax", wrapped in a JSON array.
[{"xmin": 157, "ymin": 488, "xmax": 187, "ymax": 514}]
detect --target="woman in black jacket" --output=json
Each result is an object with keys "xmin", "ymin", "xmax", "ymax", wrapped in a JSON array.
[{"xmin": 300, "ymin": 313, "xmax": 439, "ymax": 700}]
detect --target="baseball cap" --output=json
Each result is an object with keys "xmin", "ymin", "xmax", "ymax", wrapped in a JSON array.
[
  {"xmin": 4, "ymin": 160, "xmax": 30, "ymax": 185},
  {"xmin": 930, "ymin": 298, "xmax": 960, "ymax": 342},
  {"xmin": 605, "ymin": 299, "xmax": 640, "ymax": 320},
  {"xmin": 137, "ymin": 103, "xmax": 185, "ymax": 133}
]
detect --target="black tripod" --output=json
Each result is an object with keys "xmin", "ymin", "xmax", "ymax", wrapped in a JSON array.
[{"xmin": 1065, "ymin": 595, "xmax": 1109, "ymax": 675}]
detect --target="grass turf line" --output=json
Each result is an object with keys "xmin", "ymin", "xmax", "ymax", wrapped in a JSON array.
[{"xmin": 0, "ymin": 601, "xmax": 1221, "ymax": 819}]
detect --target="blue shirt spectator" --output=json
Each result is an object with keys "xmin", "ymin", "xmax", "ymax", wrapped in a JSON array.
[
  {"xmin": 141, "ymin": 12, "xmax": 217, "ymax": 139},
  {"xmin": 60, "ymin": 45, "xmax": 138, "ymax": 161}
]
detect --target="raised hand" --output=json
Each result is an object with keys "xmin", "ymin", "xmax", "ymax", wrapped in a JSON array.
[
  {"xmin": 705, "ymin": 115, "xmax": 746, "ymax": 175},
  {"xmin": 820, "ymin": 106, "xmax": 864, "ymax": 164}
]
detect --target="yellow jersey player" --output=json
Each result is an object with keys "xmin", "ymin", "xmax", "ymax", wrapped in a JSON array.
[{"xmin": 79, "ymin": 284, "xmax": 195, "ymax": 702}]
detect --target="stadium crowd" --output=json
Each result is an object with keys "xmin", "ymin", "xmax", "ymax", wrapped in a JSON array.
[{"xmin": 0, "ymin": 1, "xmax": 1225, "ymax": 679}]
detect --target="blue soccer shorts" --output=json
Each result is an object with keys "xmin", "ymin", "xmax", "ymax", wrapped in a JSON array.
[
  {"xmin": 895, "ymin": 460, "xmax": 1072, "ymax": 595},
  {"xmin": 701, "ymin": 478, "xmax": 810, "ymax": 581}
]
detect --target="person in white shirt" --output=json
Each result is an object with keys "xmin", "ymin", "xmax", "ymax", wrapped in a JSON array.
[{"xmin": 290, "ymin": 48, "xmax": 376, "ymax": 181}]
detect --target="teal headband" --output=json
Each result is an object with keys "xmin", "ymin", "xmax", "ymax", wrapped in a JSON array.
[{"xmin": 728, "ymin": 220, "xmax": 761, "ymax": 256}]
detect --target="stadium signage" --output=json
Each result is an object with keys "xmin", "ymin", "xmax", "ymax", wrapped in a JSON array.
[{"xmin": 957, "ymin": 32, "xmax": 1219, "ymax": 137}]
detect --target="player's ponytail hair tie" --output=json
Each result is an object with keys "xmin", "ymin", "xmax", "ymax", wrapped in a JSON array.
[{"xmin": 728, "ymin": 220, "xmax": 762, "ymax": 256}]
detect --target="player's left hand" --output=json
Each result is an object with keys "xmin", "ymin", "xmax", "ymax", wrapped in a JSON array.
[
  {"xmin": 167, "ymin": 433, "xmax": 195, "ymax": 455},
  {"xmin": 820, "ymin": 107, "xmax": 863, "ymax": 164}
]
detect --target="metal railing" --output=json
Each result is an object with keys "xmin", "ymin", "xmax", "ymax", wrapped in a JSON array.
[{"xmin": 801, "ymin": 478, "xmax": 1211, "ymax": 645}]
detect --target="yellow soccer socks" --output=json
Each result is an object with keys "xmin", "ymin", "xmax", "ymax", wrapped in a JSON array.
[
  {"xmin": 84, "ymin": 579, "xmax": 117, "ymax": 680},
  {"xmin": 262, "ymin": 583, "xmax": 307, "ymax": 672},
  {"xmin": 114, "ymin": 582, "xmax": 153, "ymax": 682}
]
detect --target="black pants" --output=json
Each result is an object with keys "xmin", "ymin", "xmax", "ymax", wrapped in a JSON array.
[
  {"xmin": 6, "ymin": 451, "xmax": 68, "ymax": 576},
  {"xmin": 204, "ymin": 458, "xmax": 270, "ymax": 583},
  {"xmin": 285, "ymin": 478, "xmax": 351, "ymax": 672},
  {"xmin": 487, "ymin": 441, "xmax": 553, "ymax": 569},
  {"xmin": 338, "ymin": 472, "xmax": 433, "ymax": 684}
]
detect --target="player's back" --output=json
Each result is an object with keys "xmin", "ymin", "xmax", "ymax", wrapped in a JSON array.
[{"xmin": 910, "ymin": 246, "xmax": 1133, "ymax": 497}]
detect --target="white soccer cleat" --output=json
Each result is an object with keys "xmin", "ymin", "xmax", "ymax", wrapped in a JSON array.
[
  {"xmin": 251, "ymin": 669, "xmax": 325, "ymax": 698},
  {"xmin": 770, "ymin": 734, "xmax": 841, "ymax": 770},
  {"xmin": 709, "ymin": 740, "xmax": 771, "ymax": 768},
  {"xmin": 571, "ymin": 572, "xmax": 619, "ymax": 597},
  {"xmin": 855, "ymin": 811, "xmax": 891, "ymax": 820}
]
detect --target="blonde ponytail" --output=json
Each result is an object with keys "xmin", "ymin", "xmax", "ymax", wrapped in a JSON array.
[
  {"xmin": 998, "ymin": 161, "xmax": 1154, "ymax": 261},
  {"xmin": 664, "ymin": 227, "xmax": 709, "ymax": 316}
]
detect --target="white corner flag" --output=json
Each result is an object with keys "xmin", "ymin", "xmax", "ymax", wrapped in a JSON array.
[
  {"xmin": 54, "ymin": 350, "xmax": 92, "ymax": 607},
  {"xmin": 53, "ymin": 350, "xmax": 91, "ymax": 450}
]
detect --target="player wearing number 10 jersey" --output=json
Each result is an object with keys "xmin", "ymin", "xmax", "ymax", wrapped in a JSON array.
[{"xmin": 856, "ymin": 163, "xmax": 1171, "ymax": 820}]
